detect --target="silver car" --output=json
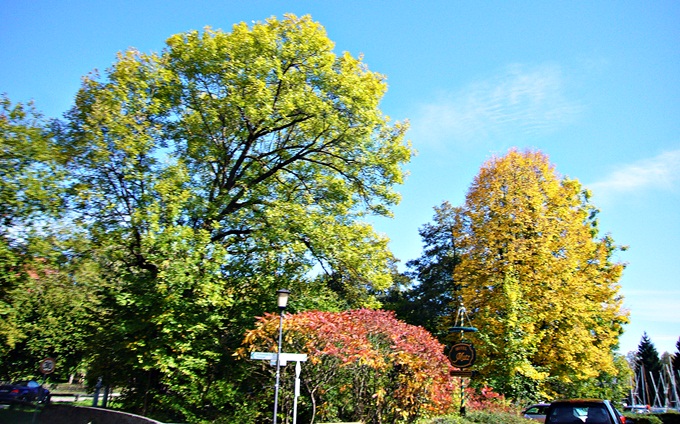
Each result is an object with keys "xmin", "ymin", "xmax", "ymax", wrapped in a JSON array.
[{"xmin": 523, "ymin": 403, "xmax": 550, "ymax": 422}]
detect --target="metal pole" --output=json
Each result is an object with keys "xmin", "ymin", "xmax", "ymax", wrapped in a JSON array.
[
  {"xmin": 460, "ymin": 377, "xmax": 466, "ymax": 416},
  {"xmin": 273, "ymin": 310, "xmax": 284, "ymax": 424},
  {"xmin": 293, "ymin": 361, "xmax": 302, "ymax": 424},
  {"xmin": 102, "ymin": 385, "xmax": 109, "ymax": 408},
  {"xmin": 93, "ymin": 377, "xmax": 102, "ymax": 407}
]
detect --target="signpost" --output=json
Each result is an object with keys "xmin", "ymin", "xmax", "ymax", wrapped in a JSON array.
[
  {"xmin": 34, "ymin": 358, "xmax": 56, "ymax": 424},
  {"xmin": 251, "ymin": 352, "xmax": 308, "ymax": 424},
  {"xmin": 448, "ymin": 305, "xmax": 478, "ymax": 417}
]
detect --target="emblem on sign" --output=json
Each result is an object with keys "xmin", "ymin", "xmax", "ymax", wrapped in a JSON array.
[{"xmin": 449, "ymin": 343, "xmax": 476, "ymax": 368}]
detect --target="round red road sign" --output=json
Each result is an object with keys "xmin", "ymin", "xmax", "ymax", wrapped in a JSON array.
[{"xmin": 39, "ymin": 357, "xmax": 56, "ymax": 374}]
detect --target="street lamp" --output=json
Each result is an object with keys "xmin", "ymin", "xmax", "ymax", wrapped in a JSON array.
[{"xmin": 273, "ymin": 289, "xmax": 290, "ymax": 424}]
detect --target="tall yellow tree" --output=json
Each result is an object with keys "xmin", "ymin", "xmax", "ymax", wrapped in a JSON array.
[{"xmin": 444, "ymin": 149, "xmax": 628, "ymax": 399}]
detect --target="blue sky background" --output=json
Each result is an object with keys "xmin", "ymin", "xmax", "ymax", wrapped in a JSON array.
[{"xmin": 2, "ymin": 1, "xmax": 678, "ymax": 355}]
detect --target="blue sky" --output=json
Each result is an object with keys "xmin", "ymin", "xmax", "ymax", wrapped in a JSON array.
[{"xmin": 2, "ymin": 1, "xmax": 678, "ymax": 355}]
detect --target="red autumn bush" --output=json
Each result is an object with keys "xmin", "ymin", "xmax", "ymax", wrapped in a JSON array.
[
  {"xmin": 240, "ymin": 309, "xmax": 457, "ymax": 423},
  {"xmin": 465, "ymin": 385, "xmax": 515, "ymax": 414}
]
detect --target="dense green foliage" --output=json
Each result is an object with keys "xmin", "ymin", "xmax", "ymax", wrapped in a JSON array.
[{"xmin": 0, "ymin": 95, "xmax": 96, "ymax": 380}]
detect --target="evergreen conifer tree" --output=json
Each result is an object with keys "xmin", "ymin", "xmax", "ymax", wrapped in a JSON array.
[
  {"xmin": 636, "ymin": 332, "xmax": 662, "ymax": 406},
  {"xmin": 672, "ymin": 337, "xmax": 680, "ymax": 377}
]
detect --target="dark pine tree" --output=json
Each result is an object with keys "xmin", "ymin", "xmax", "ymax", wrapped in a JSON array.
[
  {"xmin": 636, "ymin": 332, "xmax": 663, "ymax": 406},
  {"xmin": 673, "ymin": 337, "xmax": 680, "ymax": 377},
  {"xmin": 384, "ymin": 202, "xmax": 464, "ymax": 340}
]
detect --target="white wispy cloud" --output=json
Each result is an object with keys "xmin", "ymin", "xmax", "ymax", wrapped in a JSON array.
[
  {"xmin": 409, "ymin": 63, "xmax": 582, "ymax": 149},
  {"xmin": 624, "ymin": 289, "xmax": 680, "ymax": 297},
  {"xmin": 588, "ymin": 149, "xmax": 680, "ymax": 195},
  {"xmin": 624, "ymin": 294, "xmax": 680, "ymax": 323}
]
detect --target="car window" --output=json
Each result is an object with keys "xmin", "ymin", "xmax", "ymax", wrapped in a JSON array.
[
  {"xmin": 547, "ymin": 405, "xmax": 613, "ymax": 424},
  {"xmin": 547, "ymin": 406, "xmax": 580, "ymax": 423},
  {"xmin": 526, "ymin": 405, "xmax": 548, "ymax": 414},
  {"xmin": 574, "ymin": 407, "xmax": 588, "ymax": 418}
]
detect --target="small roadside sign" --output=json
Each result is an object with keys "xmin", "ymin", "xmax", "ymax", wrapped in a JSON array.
[
  {"xmin": 450, "ymin": 370, "xmax": 474, "ymax": 377},
  {"xmin": 39, "ymin": 357, "xmax": 56, "ymax": 375},
  {"xmin": 280, "ymin": 353, "xmax": 307, "ymax": 362},
  {"xmin": 250, "ymin": 352, "xmax": 308, "ymax": 367},
  {"xmin": 250, "ymin": 351, "xmax": 277, "ymax": 361}
]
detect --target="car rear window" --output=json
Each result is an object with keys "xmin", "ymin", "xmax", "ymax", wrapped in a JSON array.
[{"xmin": 546, "ymin": 404, "xmax": 612, "ymax": 424}]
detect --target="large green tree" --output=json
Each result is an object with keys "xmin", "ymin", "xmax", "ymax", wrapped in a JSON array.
[
  {"xmin": 60, "ymin": 15, "xmax": 411, "ymax": 421},
  {"xmin": 410, "ymin": 149, "xmax": 628, "ymax": 401}
]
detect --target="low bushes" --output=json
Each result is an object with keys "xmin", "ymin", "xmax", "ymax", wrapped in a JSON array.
[
  {"xmin": 624, "ymin": 412, "xmax": 680, "ymax": 424},
  {"xmin": 624, "ymin": 414, "xmax": 663, "ymax": 424},
  {"xmin": 418, "ymin": 411, "xmax": 533, "ymax": 424},
  {"xmin": 656, "ymin": 412, "xmax": 680, "ymax": 424}
]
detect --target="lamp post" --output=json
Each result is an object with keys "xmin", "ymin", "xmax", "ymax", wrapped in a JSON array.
[{"xmin": 273, "ymin": 289, "xmax": 290, "ymax": 424}]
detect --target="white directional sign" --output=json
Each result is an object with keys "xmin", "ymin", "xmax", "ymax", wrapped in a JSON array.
[
  {"xmin": 250, "ymin": 352, "xmax": 308, "ymax": 366},
  {"xmin": 250, "ymin": 351, "xmax": 277, "ymax": 361},
  {"xmin": 250, "ymin": 352, "xmax": 307, "ymax": 365},
  {"xmin": 280, "ymin": 353, "xmax": 307, "ymax": 362}
]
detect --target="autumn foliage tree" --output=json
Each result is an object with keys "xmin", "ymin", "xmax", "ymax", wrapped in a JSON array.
[
  {"xmin": 240, "ymin": 309, "xmax": 456, "ymax": 424},
  {"xmin": 410, "ymin": 149, "xmax": 629, "ymax": 401}
]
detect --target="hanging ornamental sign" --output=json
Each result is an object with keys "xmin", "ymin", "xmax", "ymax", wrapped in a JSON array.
[{"xmin": 449, "ymin": 343, "xmax": 476, "ymax": 368}]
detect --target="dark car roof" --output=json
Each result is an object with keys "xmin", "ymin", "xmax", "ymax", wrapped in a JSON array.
[{"xmin": 551, "ymin": 399, "xmax": 612, "ymax": 403}]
